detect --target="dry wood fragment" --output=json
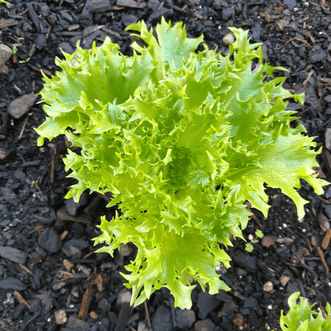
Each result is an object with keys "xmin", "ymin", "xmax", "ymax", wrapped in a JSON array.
[
  {"xmin": 320, "ymin": 77, "xmax": 331, "ymax": 85},
  {"xmin": 0, "ymin": 19, "xmax": 18, "ymax": 29},
  {"xmin": 94, "ymin": 274, "xmax": 103, "ymax": 292},
  {"xmin": 18, "ymin": 115, "xmax": 29, "ymax": 140},
  {"xmin": 317, "ymin": 247, "xmax": 329, "ymax": 273},
  {"xmin": 57, "ymin": 209, "xmax": 92, "ymax": 224},
  {"xmin": 306, "ymin": 238, "xmax": 313, "ymax": 252},
  {"xmin": 14, "ymin": 291, "xmax": 31, "ymax": 309},
  {"xmin": 19, "ymin": 264, "xmax": 33, "ymax": 275},
  {"xmin": 101, "ymin": 27, "xmax": 122, "ymax": 39},
  {"xmin": 28, "ymin": 64, "xmax": 52, "ymax": 76},
  {"xmin": 322, "ymin": 229, "xmax": 331, "ymax": 250},
  {"xmin": 276, "ymin": 237, "xmax": 294, "ymax": 244},
  {"xmin": 61, "ymin": 230, "xmax": 69, "ymax": 241},
  {"xmin": 302, "ymin": 70, "xmax": 315, "ymax": 87},
  {"xmin": 144, "ymin": 301, "xmax": 152, "ymax": 329},
  {"xmin": 78, "ymin": 281, "xmax": 94, "ymax": 321},
  {"xmin": 69, "ymin": 24, "xmax": 80, "ymax": 31}
]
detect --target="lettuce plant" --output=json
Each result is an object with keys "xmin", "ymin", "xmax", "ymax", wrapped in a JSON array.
[
  {"xmin": 35, "ymin": 18, "xmax": 327, "ymax": 309},
  {"xmin": 279, "ymin": 292, "xmax": 331, "ymax": 331}
]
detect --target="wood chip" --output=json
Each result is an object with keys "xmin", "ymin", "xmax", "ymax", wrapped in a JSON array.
[
  {"xmin": 322, "ymin": 229, "xmax": 331, "ymax": 250},
  {"xmin": 57, "ymin": 209, "xmax": 92, "ymax": 224},
  {"xmin": 302, "ymin": 69, "xmax": 315, "ymax": 87},
  {"xmin": 28, "ymin": 64, "xmax": 52, "ymax": 76},
  {"xmin": 317, "ymin": 246, "xmax": 329, "ymax": 273},
  {"xmin": 116, "ymin": 0, "xmax": 146, "ymax": 8},
  {"xmin": 0, "ymin": 19, "xmax": 18, "ymax": 29},
  {"xmin": 276, "ymin": 237, "xmax": 294, "ymax": 244},
  {"xmin": 101, "ymin": 27, "xmax": 122, "ymax": 39},
  {"xmin": 78, "ymin": 281, "xmax": 94, "ymax": 321},
  {"xmin": 61, "ymin": 230, "xmax": 69, "ymax": 241},
  {"xmin": 14, "ymin": 291, "xmax": 31, "ymax": 309},
  {"xmin": 94, "ymin": 274, "xmax": 103, "ymax": 292}
]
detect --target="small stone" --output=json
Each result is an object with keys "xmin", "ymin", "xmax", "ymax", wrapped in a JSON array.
[
  {"xmin": 223, "ymin": 33, "xmax": 235, "ymax": 46},
  {"xmin": 116, "ymin": 289, "xmax": 132, "ymax": 306},
  {"xmin": 7, "ymin": 93, "xmax": 36, "ymax": 119},
  {"xmin": 318, "ymin": 213, "xmax": 330, "ymax": 232},
  {"xmin": 195, "ymin": 319, "xmax": 215, "ymax": 331},
  {"xmin": 55, "ymin": 309, "xmax": 67, "ymax": 325},
  {"xmin": 263, "ymin": 281, "xmax": 273, "ymax": 292},
  {"xmin": 326, "ymin": 129, "xmax": 331, "ymax": 151},
  {"xmin": 119, "ymin": 243, "xmax": 132, "ymax": 257},
  {"xmin": 261, "ymin": 236, "xmax": 276, "ymax": 247},
  {"xmin": 279, "ymin": 274, "xmax": 291, "ymax": 287},
  {"xmin": 0, "ymin": 44, "xmax": 13, "ymax": 66}
]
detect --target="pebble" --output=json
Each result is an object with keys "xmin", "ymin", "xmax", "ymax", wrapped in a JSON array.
[
  {"xmin": 279, "ymin": 274, "xmax": 291, "ymax": 287},
  {"xmin": 0, "ymin": 44, "xmax": 13, "ymax": 66},
  {"xmin": 119, "ymin": 243, "xmax": 132, "ymax": 257},
  {"xmin": 175, "ymin": 308, "xmax": 196, "ymax": 329},
  {"xmin": 195, "ymin": 319, "xmax": 215, "ymax": 331},
  {"xmin": 116, "ymin": 289, "xmax": 132, "ymax": 306},
  {"xmin": 55, "ymin": 309, "xmax": 67, "ymax": 324},
  {"xmin": 263, "ymin": 281, "xmax": 273, "ymax": 292},
  {"xmin": 318, "ymin": 213, "xmax": 330, "ymax": 232},
  {"xmin": 38, "ymin": 227, "xmax": 62, "ymax": 253},
  {"xmin": 223, "ymin": 33, "xmax": 235, "ymax": 46},
  {"xmin": 7, "ymin": 93, "xmax": 36, "ymax": 119},
  {"xmin": 325, "ymin": 128, "xmax": 331, "ymax": 151}
]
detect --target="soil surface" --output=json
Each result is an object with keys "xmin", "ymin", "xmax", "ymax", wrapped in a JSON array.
[{"xmin": 1, "ymin": 0, "xmax": 331, "ymax": 330}]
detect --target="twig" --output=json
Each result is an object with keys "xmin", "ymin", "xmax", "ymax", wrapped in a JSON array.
[
  {"xmin": 317, "ymin": 247, "xmax": 329, "ymax": 273},
  {"xmin": 302, "ymin": 70, "xmax": 314, "ymax": 87},
  {"xmin": 144, "ymin": 301, "xmax": 152, "ymax": 329},
  {"xmin": 18, "ymin": 115, "xmax": 29, "ymax": 140}
]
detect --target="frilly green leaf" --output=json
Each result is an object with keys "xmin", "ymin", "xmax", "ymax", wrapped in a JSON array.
[{"xmin": 35, "ymin": 19, "xmax": 328, "ymax": 309}]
